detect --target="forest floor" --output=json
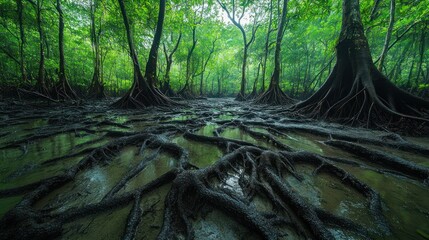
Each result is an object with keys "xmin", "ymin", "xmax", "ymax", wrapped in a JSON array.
[{"xmin": 0, "ymin": 98, "xmax": 428, "ymax": 240}]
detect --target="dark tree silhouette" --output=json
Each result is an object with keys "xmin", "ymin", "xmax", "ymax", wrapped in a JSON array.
[
  {"xmin": 294, "ymin": 0, "xmax": 429, "ymax": 130},
  {"xmin": 113, "ymin": 0, "xmax": 174, "ymax": 108}
]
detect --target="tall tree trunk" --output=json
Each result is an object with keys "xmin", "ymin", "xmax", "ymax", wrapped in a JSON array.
[
  {"xmin": 378, "ymin": 0, "xmax": 395, "ymax": 71},
  {"xmin": 217, "ymin": 76, "xmax": 221, "ymax": 96},
  {"xmin": 240, "ymin": 40, "xmax": 248, "ymax": 99},
  {"xmin": 17, "ymin": 0, "xmax": 27, "ymax": 84},
  {"xmin": 54, "ymin": 0, "xmax": 77, "ymax": 100},
  {"xmin": 260, "ymin": 0, "xmax": 274, "ymax": 93},
  {"xmin": 162, "ymin": 32, "xmax": 181, "ymax": 96},
  {"xmin": 216, "ymin": 0, "xmax": 259, "ymax": 101},
  {"xmin": 163, "ymin": 33, "xmax": 181, "ymax": 85},
  {"xmin": 113, "ymin": 0, "xmax": 173, "ymax": 108},
  {"xmin": 415, "ymin": 26, "xmax": 426, "ymax": 91},
  {"xmin": 28, "ymin": 0, "xmax": 48, "ymax": 94},
  {"xmin": 295, "ymin": 0, "xmax": 429, "ymax": 133},
  {"xmin": 88, "ymin": 0, "xmax": 104, "ymax": 99},
  {"xmin": 144, "ymin": 0, "xmax": 165, "ymax": 87},
  {"xmin": 255, "ymin": 0, "xmax": 293, "ymax": 105},
  {"xmin": 247, "ymin": 62, "xmax": 261, "ymax": 100},
  {"xmin": 179, "ymin": 27, "xmax": 197, "ymax": 98},
  {"xmin": 271, "ymin": 0, "xmax": 287, "ymax": 88},
  {"xmin": 198, "ymin": 38, "xmax": 217, "ymax": 96}
]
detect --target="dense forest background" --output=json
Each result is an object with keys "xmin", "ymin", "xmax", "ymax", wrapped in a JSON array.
[
  {"xmin": 0, "ymin": 0, "xmax": 428, "ymax": 99},
  {"xmin": 1, "ymin": 1, "xmax": 429, "ymax": 239}
]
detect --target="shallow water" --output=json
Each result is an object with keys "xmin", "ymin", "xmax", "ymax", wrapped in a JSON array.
[{"xmin": 1, "ymin": 101, "xmax": 428, "ymax": 240}]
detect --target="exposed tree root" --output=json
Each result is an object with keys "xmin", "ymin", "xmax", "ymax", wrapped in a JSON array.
[
  {"xmin": 177, "ymin": 84, "xmax": 195, "ymax": 100},
  {"xmin": 51, "ymin": 81, "xmax": 78, "ymax": 100},
  {"xmin": 17, "ymin": 88, "xmax": 59, "ymax": 103},
  {"xmin": 235, "ymin": 92, "xmax": 247, "ymax": 101},
  {"xmin": 246, "ymin": 87, "xmax": 259, "ymax": 100},
  {"xmin": 88, "ymin": 80, "xmax": 106, "ymax": 99},
  {"xmin": 293, "ymin": 15, "xmax": 429, "ymax": 133},
  {"xmin": 325, "ymin": 140, "xmax": 429, "ymax": 183},
  {"xmin": 112, "ymin": 82, "xmax": 177, "ymax": 109},
  {"xmin": 255, "ymin": 85, "xmax": 295, "ymax": 105},
  {"xmin": 1, "ymin": 99, "xmax": 428, "ymax": 240},
  {"xmin": 161, "ymin": 81, "xmax": 177, "ymax": 97}
]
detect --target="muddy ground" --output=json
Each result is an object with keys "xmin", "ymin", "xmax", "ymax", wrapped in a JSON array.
[{"xmin": 0, "ymin": 98, "xmax": 428, "ymax": 240}]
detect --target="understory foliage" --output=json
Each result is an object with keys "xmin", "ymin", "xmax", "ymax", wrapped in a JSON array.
[{"xmin": 0, "ymin": 0, "xmax": 428, "ymax": 98}]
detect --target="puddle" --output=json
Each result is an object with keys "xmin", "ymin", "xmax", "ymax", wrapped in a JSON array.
[
  {"xmin": 193, "ymin": 210, "xmax": 261, "ymax": 240},
  {"xmin": 0, "ymin": 132, "xmax": 104, "ymax": 190},
  {"xmin": 135, "ymin": 184, "xmax": 171, "ymax": 239},
  {"xmin": 172, "ymin": 136, "xmax": 222, "ymax": 167},
  {"xmin": 170, "ymin": 114, "xmax": 196, "ymax": 121},
  {"xmin": 218, "ymin": 114, "xmax": 238, "ymax": 121},
  {"xmin": 118, "ymin": 152, "xmax": 175, "ymax": 194},
  {"xmin": 34, "ymin": 146, "xmax": 140, "ymax": 213},
  {"xmin": 361, "ymin": 143, "xmax": 429, "ymax": 168},
  {"xmin": 196, "ymin": 123, "xmax": 219, "ymax": 137},
  {"xmin": 277, "ymin": 132, "xmax": 324, "ymax": 154},
  {"xmin": 0, "ymin": 195, "xmax": 22, "ymax": 218},
  {"xmin": 338, "ymin": 163, "xmax": 429, "ymax": 240},
  {"xmin": 1, "ymin": 100, "xmax": 429, "ymax": 239},
  {"xmin": 250, "ymin": 127, "xmax": 271, "ymax": 135},
  {"xmin": 220, "ymin": 128, "xmax": 274, "ymax": 149},
  {"xmin": 62, "ymin": 204, "xmax": 132, "ymax": 240}
]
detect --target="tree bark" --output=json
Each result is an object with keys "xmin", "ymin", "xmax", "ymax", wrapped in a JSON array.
[
  {"xmin": 162, "ymin": 32, "xmax": 181, "ymax": 96},
  {"xmin": 270, "ymin": 0, "xmax": 287, "ymax": 88},
  {"xmin": 216, "ymin": 0, "xmax": 259, "ymax": 101},
  {"xmin": 179, "ymin": 27, "xmax": 197, "ymax": 98},
  {"xmin": 415, "ymin": 26, "xmax": 426, "ymax": 91},
  {"xmin": 247, "ymin": 61, "xmax": 261, "ymax": 100},
  {"xmin": 294, "ymin": 0, "xmax": 429, "ymax": 131},
  {"xmin": 144, "ymin": 0, "xmax": 165, "ymax": 87},
  {"xmin": 54, "ymin": 0, "xmax": 77, "ymax": 100},
  {"xmin": 378, "ymin": 0, "xmax": 395, "ymax": 71},
  {"xmin": 260, "ymin": 0, "xmax": 274, "ymax": 93},
  {"xmin": 198, "ymin": 38, "xmax": 217, "ymax": 96},
  {"xmin": 88, "ymin": 0, "xmax": 104, "ymax": 99},
  {"xmin": 27, "ymin": 0, "xmax": 48, "ymax": 94},
  {"xmin": 255, "ymin": 0, "xmax": 293, "ymax": 105},
  {"xmin": 163, "ymin": 32, "xmax": 182, "ymax": 86},
  {"xmin": 113, "ymin": 0, "xmax": 173, "ymax": 108}
]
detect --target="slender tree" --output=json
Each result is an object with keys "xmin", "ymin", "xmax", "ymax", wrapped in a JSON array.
[
  {"xmin": 247, "ymin": 61, "xmax": 261, "ymax": 99},
  {"xmin": 255, "ymin": 0, "xmax": 293, "ymax": 105},
  {"xmin": 54, "ymin": 0, "xmax": 77, "ymax": 100},
  {"xmin": 197, "ymin": 37, "xmax": 217, "ymax": 96},
  {"xmin": 260, "ymin": 0, "xmax": 274, "ymax": 93},
  {"xmin": 162, "ymin": 32, "xmax": 182, "ymax": 96},
  {"xmin": 17, "ymin": 0, "xmax": 27, "ymax": 84},
  {"xmin": 378, "ymin": 0, "xmax": 395, "ymax": 71},
  {"xmin": 216, "ymin": 0, "xmax": 259, "ymax": 101},
  {"xmin": 27, "ymin": 0, "xmax": 48, "ymax": 95},
  {"xmin": 294, "ymin": 0, "xmax": 429, "ymax": 130},
  {"xmin": 88, "ymin": 0, "xmax": 105, "ymax": 99},
  {"xmin": 178, "ymin": 26, "xmax": 198, "ymax": 98},
  {"xmin": 113, "ymin": 0, "xmax": 174, "ymax": 108}
]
